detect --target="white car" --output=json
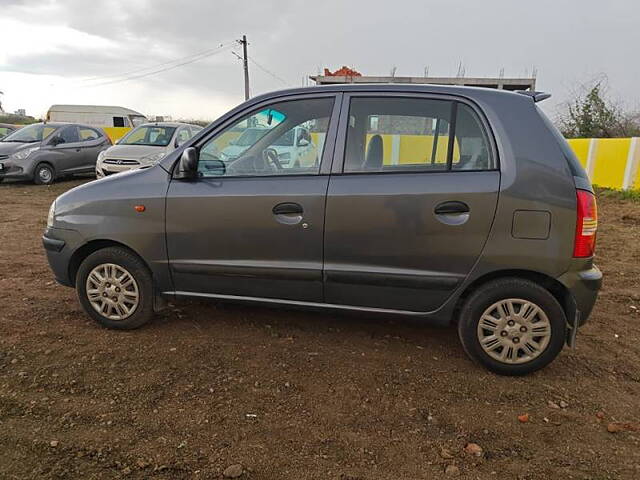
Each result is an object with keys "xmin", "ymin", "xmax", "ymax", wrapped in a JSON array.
[
  {"xmin": 96, "ymin": 122, "xmax": 202, "ymax": 177},
  {"xmin": 220, "ymin": 126, "xmax": 317, "ymax": 167}
]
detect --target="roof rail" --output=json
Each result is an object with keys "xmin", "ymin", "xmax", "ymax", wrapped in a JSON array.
[{"xmin": 515, "ymin": 90, "xmax": 551, "ymax": 103}]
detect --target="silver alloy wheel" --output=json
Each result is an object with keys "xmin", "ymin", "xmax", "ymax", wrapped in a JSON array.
[
  {"xmin": 477, "ymin": 298, "xmax": 552, "ymax": 364},
  {"xmin": 85, "ymin": 263, "xmax": 139, "ymax": 321},
  {"xmin": 38, "ymin": 167, "xmax": 52, "ymax": 183}
]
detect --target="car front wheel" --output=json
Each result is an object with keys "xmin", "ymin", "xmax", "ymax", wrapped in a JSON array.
[
  {"xmin": 457, "ymin": 278, "xmax": 567, "ymax": 376},
  {"xmin": 76, "ymin": 247, "xmax": 154, "ymax": 329},
  {"xmin": 34, "ymin": 163, "xmax": 55, "ymax": 185}
]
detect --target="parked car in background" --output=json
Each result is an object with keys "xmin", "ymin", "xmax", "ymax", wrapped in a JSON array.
[
  {"xmin": 220, "ymin": 125, "xmax": 317, "ymax": 167},
  {"xmin": 0, "ymin": 123, "xmax": 19, "ymax": 140},
  {"xmin": 43, "ymin": 84, "xmax": 602, "ymax": 376},
  {"xmin": 0, "ymin": 122, "xmax": 111, "ymax": 184},
  {"xmin": 46, "ymin": 105, "xmax": 147, "ymax": 143},
  {"xmin": 95, "ymin": 122, "xmax": 203, "ymax": 178}
]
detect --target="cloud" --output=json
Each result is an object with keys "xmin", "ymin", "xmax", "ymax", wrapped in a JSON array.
[{"xmin": 1, "ymin": 0, "xmax": 639, "ymax": 119}]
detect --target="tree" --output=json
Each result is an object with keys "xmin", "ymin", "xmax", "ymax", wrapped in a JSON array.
[{"xmin": 558, "ymin": 80, "xmax": 640, "ymax": 138}]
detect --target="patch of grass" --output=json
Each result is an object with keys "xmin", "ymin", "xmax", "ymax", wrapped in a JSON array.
[{"xmin": 594, "ymin": 185, "xmax": 640, "ymax": 202}]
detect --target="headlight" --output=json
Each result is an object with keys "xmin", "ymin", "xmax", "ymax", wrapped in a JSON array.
[
  {"xmin": 11, "ymin": 146, "xmax": 40, "ymax": 161},
  {"xmin": 142, "ymin": 151, "xmax": 167, "ymax": 164},
  {"xmin": 97, "ymin": 150, "xmax": 106, "ymax": 163},
  {"xmin": 47, "ymin": 201, "xmax": 56, "ymax": 228}
]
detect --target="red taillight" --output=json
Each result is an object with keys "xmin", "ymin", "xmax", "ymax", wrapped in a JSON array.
[{"xmin": 573, "ymin": 190, "xmax": 598, "ymax": 258}]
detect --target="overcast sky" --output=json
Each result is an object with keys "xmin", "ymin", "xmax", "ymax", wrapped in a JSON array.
[{"xmin": 1, "ymin": 0, "xmax": 638, "ymax": 121}]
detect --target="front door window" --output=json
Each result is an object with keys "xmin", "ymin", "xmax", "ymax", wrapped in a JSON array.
[{"xmin": 198, "ymin": 97, "xmax": 334, "ymax": 177}]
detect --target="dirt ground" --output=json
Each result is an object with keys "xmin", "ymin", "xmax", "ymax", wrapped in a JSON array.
[{"xmin": 0, "ymin": 178, "xmax": 639, "ymax": 480}]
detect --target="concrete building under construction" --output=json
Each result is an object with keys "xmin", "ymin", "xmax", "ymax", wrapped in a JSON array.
[{"xmin": 310, "ymin": 66, "xmax": 536, "ymax": 91}]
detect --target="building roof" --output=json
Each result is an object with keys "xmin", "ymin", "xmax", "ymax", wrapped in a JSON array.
[{"xmin": 309, "ymin": 75, "xmax": 536, "ymax": 91}]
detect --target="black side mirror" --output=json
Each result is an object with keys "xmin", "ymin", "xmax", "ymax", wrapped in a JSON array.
[
  {"xmin": 50, "ymin": 136, "xmax": 63, "ymax": 146},
  {"xmin": 174, "ymin": 147, "xmax": 198, "ymax": 179}
]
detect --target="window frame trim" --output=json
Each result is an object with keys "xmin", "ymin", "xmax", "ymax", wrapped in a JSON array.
[
  {"xmin": 189, "ymin": 92, "xmax": 343, "ymax": 180},
  {"xmin": 332, "ymin": 91, "xmax": 499, "ymax": 175}
]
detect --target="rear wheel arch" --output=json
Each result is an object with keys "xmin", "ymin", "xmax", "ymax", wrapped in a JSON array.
[
  {"xmin": 453, "ymin": 269, "xmax": 573, "ymax": 325},
  {"xmin": 68, "ymin": 240, "xmax": 153, "ymax": 288}
]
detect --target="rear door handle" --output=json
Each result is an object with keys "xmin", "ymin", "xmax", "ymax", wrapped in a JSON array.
[
  {"xmin": 273, "ymin": 202, "xmax": 303, "ymax": 215},
  {"xmin": 434, "ymin": 201, "xmax": 470, "ymax": 215}
]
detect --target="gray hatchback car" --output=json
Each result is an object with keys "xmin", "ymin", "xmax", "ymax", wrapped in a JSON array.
[
  {"xmin": 0, "ymin": 122, "xmax": 111, "ymax": 184},
  {"xmin": 43, "ymin": 85, "xmax": 602, "ymax": 375}
]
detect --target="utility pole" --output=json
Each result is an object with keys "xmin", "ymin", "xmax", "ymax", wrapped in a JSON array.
[{"xmin": 239, "ymin": 35, "xmax": 250, "ymax": 100}]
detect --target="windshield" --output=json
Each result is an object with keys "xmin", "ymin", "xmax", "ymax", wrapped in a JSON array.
[
  {"xmin": 119, "ymin": 125, "xmax": 176, "ymax": 146},
  {"xmin": 235, "ymin": 128, "xmax": 268, "ymax": 147},
  {"xmin": 2, "ymin": 124, "xmax": 57, "ymax": 143},
  {"xmin": 272, "ymin": 129, "xmax": 295, "ymax": 146}
]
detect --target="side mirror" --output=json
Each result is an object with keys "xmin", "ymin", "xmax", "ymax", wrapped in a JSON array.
[
  {"xmin": 49, "ymin": 136, "xmax": 63, "ymax": 146},
  {"xmin": 174, "ymin": 147, "xmax": 198, "ymax": 180}
]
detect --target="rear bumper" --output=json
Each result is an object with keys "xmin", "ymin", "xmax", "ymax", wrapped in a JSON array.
[{"xmin": 557, "ymin": 262, "xmax": 602, "ymax": 326}]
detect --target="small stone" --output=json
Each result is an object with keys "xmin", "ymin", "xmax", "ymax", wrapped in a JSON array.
[
  {"xmin": 440, "ymin": 448, "xmax": 454, "ymax": 459},
  {"xmin": 547, "ymin": 400, "xmax": 560, "ymax": 409},
  {"xmin": 44, "ymin": 349, "xmax": 52, "ymax": 355},
  {"xmin": 223, "ymin": 464, "xmax": 244, "ymax": 478},
  {"xmin": 10, "ymin": 358, "xmax": 18, "ymax": 364},
  {"xmin": 463, "ymin": 442, "xmax": 483, "ymax": 457},
  {"xmin": 559, "ymin": 400, "xmax": 569, "ymax": 409},
  {"xmin": 136, "ymin": 459, "xmax": 149, "ymax": 468},
  {"xmin": 596, "ymin": 411, "xmax": 605, "ymax": 419},
  {"xmin": 284, "ymin": 382, "xmax": 291, "ymax": 388},
  {"xmin": 518, "ymin": 413, "xmax": 530, "ymax": 423},
  {"xmin": 122, "ymin": 467, "xmax": 131, "ymax": 475},
  {"xmin": 169, "ymin": 347, "xmax": 177, "ymax": 352},
  {"xmin": 445, "ymin": 464, "xmax": 460, "ymax": 476},
  {"xmin": 50, "ymin": 440, "xmax": 59, "ymax": 447}
]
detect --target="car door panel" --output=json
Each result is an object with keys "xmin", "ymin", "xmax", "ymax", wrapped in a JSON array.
[
  {"xmin": 323, "ymin": 93, "xmax": 500, "ymax": 312},
  {"xmin": 324, "ymin": 171, "xmax": 499, "ymax": 311},
  {"xmin": 165, "ymin": 93, "xmax": 340, "ymax": 302},
  {"xmin": 166, "ymin": 176, "xmax": 328, "ymax": 301}
]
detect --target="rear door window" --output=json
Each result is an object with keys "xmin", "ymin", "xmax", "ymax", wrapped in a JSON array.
[
  {"xmin": 343, "ymin": 96, "xmax": 494, "ymax": 173},
  {"xmin": 79, "ymin": 127, "xmax": 101, "ymax": 141},
  {"xmin": 58, "ymin": 126, "xmax": 80, "ymax": 144}
]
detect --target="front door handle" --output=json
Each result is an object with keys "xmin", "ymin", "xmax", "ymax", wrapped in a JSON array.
[
  {"xmin": 273, "ymin": 202, "xmax": 303, "ymax": 215},
  {"xmin": 434, "ymin": 201, "xmax": 470, "ymax": 215}
]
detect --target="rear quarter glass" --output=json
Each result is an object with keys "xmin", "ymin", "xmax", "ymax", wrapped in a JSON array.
[{"xmin": 535, "ymin": 105, "xmax": 591, "ymax": 187}]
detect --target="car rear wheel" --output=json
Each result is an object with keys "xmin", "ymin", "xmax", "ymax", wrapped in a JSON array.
[
  {"xmin": 34, "ymin": 163, "xmax": 55, "ymax": 185},
  {"xmin": 457, "ymin": 278, "xmax": 567, "ymax": 376},
  {"xmin": 76, "ymin": 247, "xmax": 154, "ymax": 329}
]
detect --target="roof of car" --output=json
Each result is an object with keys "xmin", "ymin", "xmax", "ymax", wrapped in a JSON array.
[
  {"xmin": 248, "ymin": 83, "xmax": 536, "ymax": 104},
  {"xmin": 138, "ymin": 122, "xmax": 198, "ymax": 128}
]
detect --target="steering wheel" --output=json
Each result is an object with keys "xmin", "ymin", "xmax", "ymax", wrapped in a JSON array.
[{"xmin": 262, "ymin": 148, "xmax": 283, "ymax": 171}]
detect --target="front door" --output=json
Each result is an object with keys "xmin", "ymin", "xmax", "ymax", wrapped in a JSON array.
[
  {"xmin": 324, "ymin": 93, "xmax": 500, "ymax": 312},
  {"xmin": 166, "ymin": 94, "xmax": 340, "ymax": 302},
  {"xmin": 49, "ymin": 126, "xmax": 85, "ymax": 174}
]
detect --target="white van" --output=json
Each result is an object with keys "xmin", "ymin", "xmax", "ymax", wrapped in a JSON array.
[{"xmin": 46, "ymin": 105, "xmax": 148, "ymax": 142}]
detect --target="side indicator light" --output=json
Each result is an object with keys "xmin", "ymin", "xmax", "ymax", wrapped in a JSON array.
[{"xmin": 134, "ymin": 205, "xmax": 146, "ymax": 212}]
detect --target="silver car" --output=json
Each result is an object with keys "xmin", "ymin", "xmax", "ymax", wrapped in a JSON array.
[{"xmin": 96, "ymin": 122, "xmax": 202, "ymax": 177}]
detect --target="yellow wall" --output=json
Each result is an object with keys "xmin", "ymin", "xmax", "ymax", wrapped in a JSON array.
[
  {"xmin": 566, "ymin": 138, "xmax": 590, "ymax": 169},
  {"xmin": 566, "ymin": 137, "xmax": 639, "ymax": 191},
  {"xmin": 103, "ymin": 127, "xmax": 132, "ymax": 142},
  {"xmin": 591, "ymin": 138, "xmax": 631, "ymax": 188}
]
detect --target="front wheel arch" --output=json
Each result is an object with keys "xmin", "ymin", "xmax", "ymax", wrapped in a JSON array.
[{"xmin": 68, "ymin": 240, "xmax": 153, "ymax": 289}]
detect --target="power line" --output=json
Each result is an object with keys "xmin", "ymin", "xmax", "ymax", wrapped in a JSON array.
[
  {"xmin": 246, "ymin": 55, "xmax": 290, "ymax": 86},
  {"xmin": 81, "ymin": 42, "xmax": 234, "ymax": 87}
]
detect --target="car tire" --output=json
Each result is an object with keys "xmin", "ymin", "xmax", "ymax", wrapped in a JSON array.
[
  {"xmin": 457, "ymin": 278, "xmax": 567, "ymax": 376},
  {"xmin": 34, "ymin": 163, "xmax": 55, "ymax": 185},
  {"xmin": 76, "ymin": 247, "xmax": 155, "ymax": 330}
]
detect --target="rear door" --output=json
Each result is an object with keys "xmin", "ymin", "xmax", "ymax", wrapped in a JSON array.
[
  {"xmin": 324, "ymin": 92, "xmax": 500, "ymax": 312},
  {"xmin": 166, "ymin": 93, "xmax": 340, "ymax": 302}
]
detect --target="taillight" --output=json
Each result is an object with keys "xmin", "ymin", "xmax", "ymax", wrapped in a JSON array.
[{"xmin": 573, "ymin": 189, "xmax": 598, "ymax": 258}]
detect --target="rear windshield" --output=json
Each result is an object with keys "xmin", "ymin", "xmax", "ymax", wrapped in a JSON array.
[{"xmin": 536, "ymin": 105, "xmax": 588, "ymax": 180}]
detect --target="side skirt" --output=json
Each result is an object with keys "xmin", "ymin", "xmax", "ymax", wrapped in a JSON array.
[{"xmin": 162, "ymin": 290, "xmax": 448, "ymax": 320}]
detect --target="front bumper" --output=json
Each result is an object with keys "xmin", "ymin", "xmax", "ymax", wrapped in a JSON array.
[
  {"xmin": 557, "ymin": 262, "xmax": 602, "ymax": 327},
  {"xmin": 42, "ymin": 227, "xmax": 84, "ymax": 287},
  {"xmin": 0, "ymin": 161, "xmax": 30, "ymax": 181}
]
